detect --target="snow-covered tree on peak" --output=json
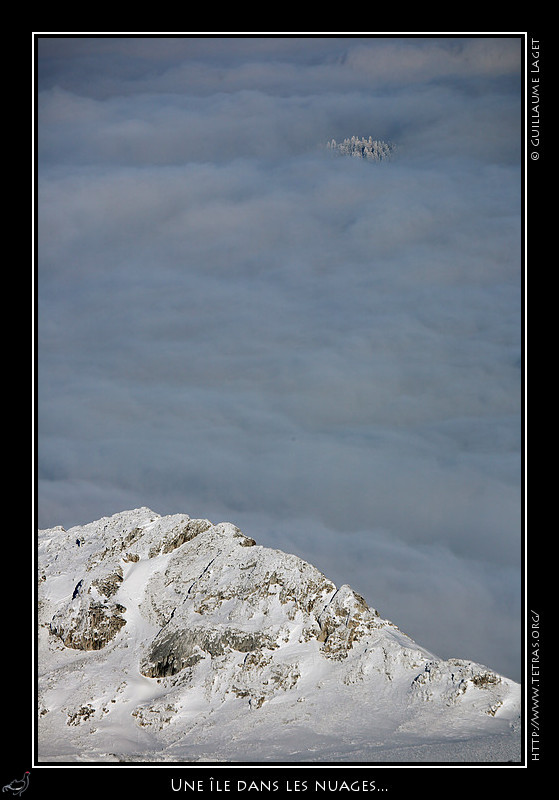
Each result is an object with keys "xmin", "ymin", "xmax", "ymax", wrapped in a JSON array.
[{"xmin": 327, "ymin": 135, "xmax": 395, "ymax": 161}]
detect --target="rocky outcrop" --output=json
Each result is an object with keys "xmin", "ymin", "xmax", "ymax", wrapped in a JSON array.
[{"xmin": 411, "ymin": 658, "xmax": 503, "ymax": 712}]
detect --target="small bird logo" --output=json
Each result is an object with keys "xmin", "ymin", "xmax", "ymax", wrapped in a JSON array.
[{"xmin": 2, "ymin": 773, "xmax": 30, "ymax": 796}]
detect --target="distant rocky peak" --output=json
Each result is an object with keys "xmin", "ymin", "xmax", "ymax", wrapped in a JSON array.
[{"xmin": 326, "ymin": 136, "xmax": 396, "ymax": 161}]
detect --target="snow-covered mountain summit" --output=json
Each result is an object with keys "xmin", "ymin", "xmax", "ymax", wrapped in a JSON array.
[{"xmin": 37, "ymin": 508, "xmax": 521, "ymax": 763}]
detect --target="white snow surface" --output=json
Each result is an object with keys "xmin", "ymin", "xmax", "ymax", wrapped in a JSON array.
[{"xmin": 37, "ymin": 508, "xmax": 521, "ymax": 764}]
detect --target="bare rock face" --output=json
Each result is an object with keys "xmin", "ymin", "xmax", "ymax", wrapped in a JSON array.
[
  {"xmin": 141, "ymin": 626, "xmax": 276, "ymax": 678},
  {"xmin": 50, "ymin": 594, "xmax": 127, "ymax": 651},
  {"xmin": 48, "ymin": 564, "xmax": 127, "ymax": 651},
  {"xmin": 92, "ymin": 567, "xmax": 123, "ymax": 598},
  {"xmin": 147, "ymin": 518, "xmax": 213, "ymax": 558},
  {"xmin": 316, "ymin": 584, "xmax": 380, "ymax": 659}
]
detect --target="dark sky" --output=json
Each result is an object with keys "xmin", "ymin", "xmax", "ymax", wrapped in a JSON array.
[{"xmin": 36, "ymin": 35, "xmax": 523, "ymax": 682}]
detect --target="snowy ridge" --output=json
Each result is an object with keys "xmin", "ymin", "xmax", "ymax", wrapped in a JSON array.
[{"xmin": 37, "ymin": 508, "xmax": 521, "ymax": 763}]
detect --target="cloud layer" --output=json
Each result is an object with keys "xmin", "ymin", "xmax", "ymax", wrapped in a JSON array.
[{"xmin": 37, "ymin": 35, "xmax": 523, "ymax": 681}]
